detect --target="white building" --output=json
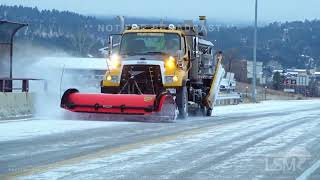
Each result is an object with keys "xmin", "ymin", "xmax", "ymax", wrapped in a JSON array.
[{"xmin": 247, "ymin": 61, "xmax": 265, "ymax": 84}]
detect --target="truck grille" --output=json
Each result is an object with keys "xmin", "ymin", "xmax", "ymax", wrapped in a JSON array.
[{"xmin": 120, "ymin": 65, "xmax": 163, "ymax": 94}]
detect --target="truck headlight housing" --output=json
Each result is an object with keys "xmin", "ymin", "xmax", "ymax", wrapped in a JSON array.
[
  {"xmin": 165, "ymin": 56, "xmax": 176, "ymax": 70},
  {"xmin": 107, "ymin": 54, "xmax": 121, "ymax": 70},
  {"xmin": 105, "ymin": 75, "xmax": 119, "ymax": 83},
  {"xmin": 165, "ymin": 75, "xmax": 179, "ymax": 83}
]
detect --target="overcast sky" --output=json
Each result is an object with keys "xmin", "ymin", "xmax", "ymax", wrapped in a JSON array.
[{"xmin": 1, "ymin": 0, "xmax": 319, "ymax": 23}]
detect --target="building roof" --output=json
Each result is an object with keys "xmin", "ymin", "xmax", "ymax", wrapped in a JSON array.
[
  {"xmin": 272, "ymin": 70, "xmax": 284, "ymax": 73},
  {"xmin": 287, "ymin": 69, "xmax": 307, "ymax": 72}
]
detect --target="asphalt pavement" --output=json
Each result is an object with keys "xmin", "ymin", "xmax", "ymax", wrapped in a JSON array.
[{"xmin": 1, "ymin": 100, "xmax": 320, "ymax": 180}]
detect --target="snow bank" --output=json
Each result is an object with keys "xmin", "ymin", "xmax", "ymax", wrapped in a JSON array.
[{"xmin": 0, "ymin": 92, "xmax": 35, "ymax": 120}]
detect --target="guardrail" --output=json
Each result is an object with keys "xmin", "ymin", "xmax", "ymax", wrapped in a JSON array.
[
  {"xmin": 216, "ymin": 93, "xmax": 242, "ymax": 105},
  {"xmin": 0, "ymin": 78, "xmax": 47, "ymax": 92}
]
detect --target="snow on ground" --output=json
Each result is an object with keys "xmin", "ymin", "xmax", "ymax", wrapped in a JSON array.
[
  {"xmin": 14, "ymin": 101, "xmax": 320, "ymax": 180},
  {"xmin": 214, "ymin": 100, "xmax": 320, "ymax": 116},
  {"xmin": 0, "ymin": 119, "xmax": 132, "ymax": 142},
  {"xmin": 207, "ymin": 113, "xmax": 320, "ymax": 179}
]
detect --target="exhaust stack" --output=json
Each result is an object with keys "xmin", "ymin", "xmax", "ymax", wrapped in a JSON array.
[
  {"xmin": 199, "ymin": 16, "xmax": 208, "ymax": 37},
  {"xmin": 117, "ymin": 16, "xmax": 125, "ymax": 33}
]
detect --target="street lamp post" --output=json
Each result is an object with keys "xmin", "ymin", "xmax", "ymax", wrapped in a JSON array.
[
  {"xmin": 252, "ymin": 0, "xmax": 258, "ymax": 102},
  {"xmin": 246, "ymin": 86, "xmax": 249, "ymax": 97}
]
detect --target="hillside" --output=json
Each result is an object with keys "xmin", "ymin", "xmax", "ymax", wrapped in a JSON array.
[{"xmin": 0, "ymin": 5, "xmax": 319, "ymax": 68}]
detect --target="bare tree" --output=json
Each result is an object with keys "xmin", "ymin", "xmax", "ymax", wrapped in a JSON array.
[
  {"xmin": 224, "ymin": 48, "xmax": 239, "ymax": 72},
  {"xmin": 70, "ymin": 28, "xmax": 95, "ymax": 56}
]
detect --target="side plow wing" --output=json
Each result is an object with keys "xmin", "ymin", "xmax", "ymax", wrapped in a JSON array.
[{"xmin": 205, "ymin": 54, "xmax": 225, "ymax": 113}]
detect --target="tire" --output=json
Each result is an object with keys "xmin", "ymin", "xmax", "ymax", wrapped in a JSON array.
[
  {"xmin": 200, "ymin": 105, "xmax": 207, "ymax": 117},
  {"xmin": 192, "ymin": 105, "xmax": 207, "ymax": 117},
  {"xmin": 206, "ymin": 108, "xmax": 213, "ymax": 117},
  {"xmin": 176, "ymin": 86, "xmax": 188, "ymax": 119}
]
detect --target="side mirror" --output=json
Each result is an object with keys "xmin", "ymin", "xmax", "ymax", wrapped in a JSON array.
[{"xmin": 108, "ymin": 35, "xmax": 113, "ymax": 57}]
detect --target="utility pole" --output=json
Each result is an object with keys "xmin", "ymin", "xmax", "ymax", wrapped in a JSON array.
[
  {"xmin": 265, "ymin": 86, "xmax": 267, "ymax": 100},
  {"xmin": 252, "ymin": 0, "xmax": 258, "ymax": 102}
]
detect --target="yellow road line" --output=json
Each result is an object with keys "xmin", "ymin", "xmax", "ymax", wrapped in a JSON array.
[{"xmin": 1, "ymin": 123, "xmax": 224, "ymax": 180}]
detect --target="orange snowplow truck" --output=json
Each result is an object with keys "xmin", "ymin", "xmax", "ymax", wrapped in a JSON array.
[{"xmin": 61, "ymin": 16, "xmax": 225, "ymax": 121}]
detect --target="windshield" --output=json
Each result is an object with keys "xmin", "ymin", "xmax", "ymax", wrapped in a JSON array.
[{"xmin": 120, "ymin": 32, "xmax": 181, "ymax": 55}]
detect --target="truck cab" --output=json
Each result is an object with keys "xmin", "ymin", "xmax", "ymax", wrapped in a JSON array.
[{"xmin": 101, "ymin": 27, "xmax": 189, "ymax": 95}]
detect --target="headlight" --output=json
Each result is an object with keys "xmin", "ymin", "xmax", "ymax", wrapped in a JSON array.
[
  {"xmin": 173, "ymin": 75, "xmax": 178, "ymax": 82},
  {"xmin": 165, "ymin": 56, "xmax": 176, "ymax": 70},
  {"xmin": 107, "ymin": 54, "xmax": 121, "ymax": 70},
  {"xmin": 105, "ymin": 75, "xmax": 119, "ymax": 83},
  {"xmin": 107, "ymin": 75, "xmax": 112, "ymax": 81}
]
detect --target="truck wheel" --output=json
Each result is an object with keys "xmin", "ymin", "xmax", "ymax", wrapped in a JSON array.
[
  {"xmin": 200, "ymin": 105, "xmax": 207, "ymax": 116},
  {"xmin": 176, "ymin": 86, "xmax": 188, "ymax": 119},
  {"xmin": 192, "ymin": 105, "xmax": 207, "ymax": 117},
  {"xmin": 206, "ymin": 108, "xmax": 213, "ymax": 117}
]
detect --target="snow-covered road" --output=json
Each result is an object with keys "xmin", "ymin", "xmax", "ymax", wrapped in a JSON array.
[{"xmin": 1, "ymin": 100, "xmax": 320, "ymax": 180}]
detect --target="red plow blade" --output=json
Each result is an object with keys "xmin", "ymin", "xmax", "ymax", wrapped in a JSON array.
[{"xmin": 60, "ymin": 89, "xmax": 177, "ymax": 121}]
